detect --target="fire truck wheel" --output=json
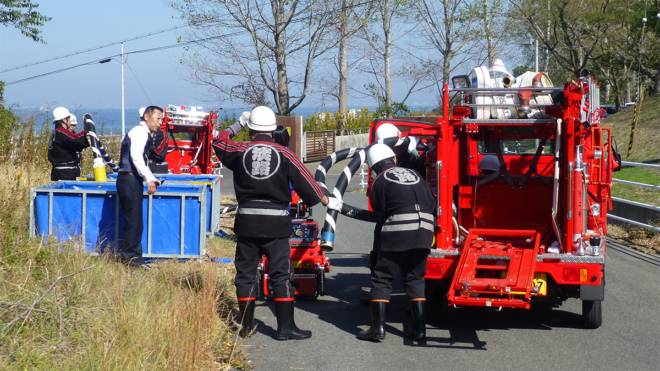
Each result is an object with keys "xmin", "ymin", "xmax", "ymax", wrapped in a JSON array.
[
  {"xmin": 581, "ymin": 300, "xmax": 603, "ymax": 329},
  {"xmin": 425, "ymin": 280, "xmax": 448, "ymax": 320}
]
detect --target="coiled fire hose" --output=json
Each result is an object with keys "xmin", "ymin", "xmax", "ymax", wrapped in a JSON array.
[{"xmin": 317, "ymin": 136, "xmax": 408, "ymax": 251}]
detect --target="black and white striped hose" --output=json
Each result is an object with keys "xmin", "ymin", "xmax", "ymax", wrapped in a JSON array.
[
  {"xmin": 84, "ymin": 116, "xmax": 119, "ymax": 172},
  {"xmin": 319, "ymin": 136, "xmax": 408, "ymax": 251},
  {"xmin": 88, "ymin": 131, "xmax": 120, "ymax": 172},
  {"xmin": 220, "ymin": 205, "xmax": 237, "ymax": 214}
]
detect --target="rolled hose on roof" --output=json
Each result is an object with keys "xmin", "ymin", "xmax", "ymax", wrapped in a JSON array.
[{"xmin": 318, "ymin": 136, "xmax": 409, "ymax": 252}]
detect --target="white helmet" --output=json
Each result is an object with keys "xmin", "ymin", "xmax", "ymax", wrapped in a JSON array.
[
  {"xmin": 69, "ymin": 114, "xmax": 78, "ymax": 127},
  {"xmin": 53, "ymin": 107, "xmax": 71, "ymax": 122},
  {"xmin": 367, "ymin": 143, "xmax": 396, "ymax": 167},
  {"xmin": 248, "ymin": 106, "xmax": 277, "ymax": 132},
  {"xmin": 138, "ymin": 107, "xmax": 146, "ymax": 119},
  {"xmin": 375, "ymin": 123, "xmax": 401, "ymax": 140}
]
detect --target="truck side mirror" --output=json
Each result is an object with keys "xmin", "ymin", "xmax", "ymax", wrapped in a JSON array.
[
  {"xmin": 611, "ymin": 137, "xmax": 622, "ymax": 172},
  {"xmin": 613, "ymin": 152, "xmax": 622, "ymax": 172}
]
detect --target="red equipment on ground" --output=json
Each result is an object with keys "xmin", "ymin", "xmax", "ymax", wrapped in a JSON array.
[
  {"xmin": 161, "ymin": 105, "xmax": 220, "ymax": 175},
  {"xmin": 367, "ymin": 71, "xmax": 617, "ymax": 328},
  {"xmin": 258, "ymin": 191, "xmax": 330, "ymax": 300}
]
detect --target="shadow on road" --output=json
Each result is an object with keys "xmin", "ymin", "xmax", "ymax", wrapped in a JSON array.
[{"xmin": 288, "ymin": 254, "xmax": 591, "ymax": 351}]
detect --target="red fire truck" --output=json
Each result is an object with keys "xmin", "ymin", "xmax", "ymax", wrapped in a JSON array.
[{"xmin": 365, "ymin": 71, "xmax": 618, "ymax": 328}]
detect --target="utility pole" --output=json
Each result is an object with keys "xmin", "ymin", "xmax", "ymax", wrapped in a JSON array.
[
  {"xmin": 535, "ymin": 39, "xmax": 539, "ymax": 72},
  {"xmin": 121, "ymin": 42, "xmax": 125, "ymax": 138}
]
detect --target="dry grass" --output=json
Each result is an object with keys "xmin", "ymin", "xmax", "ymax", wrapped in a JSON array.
[
  {"xmin": 607, "ymin": 223, "xmax": 660, "ymax": 255},
  {"xmin": 205, "ymin": 196, "xmax": 238, "ymax": 260},
  {"xmin": 0, "ymin": 161, "xmax": 249, "ymax": 370}
]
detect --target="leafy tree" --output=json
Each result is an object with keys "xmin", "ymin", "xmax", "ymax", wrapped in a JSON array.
[{"xmin": 1, "ymin": 0, "xmax": 50, "ymax": 43}]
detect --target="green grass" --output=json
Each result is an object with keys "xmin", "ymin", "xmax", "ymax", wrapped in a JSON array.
[{"xmin": 602, "ymin": 93, "xmax": 660, "ymax": 206}]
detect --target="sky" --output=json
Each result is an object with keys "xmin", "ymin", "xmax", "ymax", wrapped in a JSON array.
[
  {"xmin": 0, "ymin": 1, "xmax": 526, "ymax": 112},
  {"xmin": 1, "ymin": 0, "xmax": 210, "ymax": 110}
]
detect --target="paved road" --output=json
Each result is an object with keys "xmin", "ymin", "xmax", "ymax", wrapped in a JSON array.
[{"xmin": 220, "ymin": 162, "xmax": 660, "ymax": 371}]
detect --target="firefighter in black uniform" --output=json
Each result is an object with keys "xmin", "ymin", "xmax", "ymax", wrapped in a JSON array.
[
  {"xmin": 116, "ymin": 106, "xmax": 163, "ymax": 266},
  {"xmin": 359, "ymin": 123, "xmax": 428, "ymax": 306},
  {"xmin": 213, "ymin": 106, "xmax": 338, "ymax": 340},
  {"xmin": 48, "ymin": 107, "xmax": 90, "ymax": 181},
  {"xmin": 358, "ymin": 143, "xmax": 435, "ymax": 342}
]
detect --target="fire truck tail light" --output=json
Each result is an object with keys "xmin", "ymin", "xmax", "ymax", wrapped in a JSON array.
[
  {"xmin": 580, "ymin": 269, "xmax": 588, "ymax": 282},
  {"xmin": 426, "ymin": 262, "xmax": 444, "ymax": 277},
  {"xmin": 563, "ymin": 268, "xmax": 588, "ymax": 282}
]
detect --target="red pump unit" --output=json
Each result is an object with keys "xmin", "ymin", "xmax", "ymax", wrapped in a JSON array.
[
  {"xmin": 258, "ymin": 192, "xmax": 330, "ymax": 300},
  {"xmin": 161, "ymin": 105, "xmax": 220, "ymax": 175}
]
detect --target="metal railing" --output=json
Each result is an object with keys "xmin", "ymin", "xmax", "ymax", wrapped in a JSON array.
[
  {"xmin": 609, "ymin": 161, "xmax": 660, "ymax": 231},
  {"xmin": 335, "ymin": 127, "xmax": 370, "ymax": 136}
]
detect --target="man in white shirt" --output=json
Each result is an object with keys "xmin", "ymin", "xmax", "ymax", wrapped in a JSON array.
[{"xmin": 116, "ymin": 106, "xmax": 163, "ymax": 266}]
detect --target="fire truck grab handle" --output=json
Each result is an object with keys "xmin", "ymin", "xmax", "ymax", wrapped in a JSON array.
[
  {"xmin": 568, "ymin": 162, "xmax": 573, "ymax": 220},
  {"xmin": 436, "ymin": 160, "xmax": 442, "ymax": 217}
]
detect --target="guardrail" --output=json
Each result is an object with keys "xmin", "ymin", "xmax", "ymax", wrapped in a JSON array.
[{"xmin": 608, "ymin": 161, "xmax": 660, "ymax": 231}]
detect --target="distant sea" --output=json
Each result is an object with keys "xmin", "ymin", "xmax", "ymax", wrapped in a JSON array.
[{"xmin": 15, "ymin": 104, "xmax": 433, "ymax": 135}]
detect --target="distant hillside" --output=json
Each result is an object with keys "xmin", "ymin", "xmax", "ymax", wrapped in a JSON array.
[{"xmin": 601, "ymin": 94, "xmax": 660, "ymax": 163}]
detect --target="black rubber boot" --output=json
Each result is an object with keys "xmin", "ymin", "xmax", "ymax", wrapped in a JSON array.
[
  {"xmin": 407, "ymin": 300, "xmax": 426, "ymax": 340},
  {"xmin": 357, "ymin": 301, "xmax": 387, "ymax": 342},
  {"xmin": 238, "ymin": 300, "xmax": 256, "ymax": 338},
  {"xmin": 275, "ymin": 301, "xmax": 312, "ymax": 340}
]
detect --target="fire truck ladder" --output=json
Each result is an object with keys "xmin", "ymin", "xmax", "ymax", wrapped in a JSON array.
[{"xmin": 448, "ymin": 229, "xmax": 541, "ymax": 309}]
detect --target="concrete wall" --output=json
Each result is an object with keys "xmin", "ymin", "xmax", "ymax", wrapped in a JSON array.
[
  {"xmin": 335, "ymin": 133, "xmax": 369, "ymax": 151},
  {"xmin": 610, "ymin": 200, "xmax": 660, "ymax": 227}
]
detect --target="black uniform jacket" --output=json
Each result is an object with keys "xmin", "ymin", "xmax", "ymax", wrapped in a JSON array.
[
  {"xmin": 48, "ymin": 123, "xmax": 90, "ymax": 181},
  {"xmin": 213, "ymin": 129, "xmax": 325, "ymax": 238},
  {"xmin": 369, "ymin": 162, "xmax": 436, "ymax": 252}
]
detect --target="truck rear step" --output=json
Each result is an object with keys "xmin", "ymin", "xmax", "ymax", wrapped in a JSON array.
[{"xmin": 448, "ymin": 229, "xmax": 541, "ymax": 309}]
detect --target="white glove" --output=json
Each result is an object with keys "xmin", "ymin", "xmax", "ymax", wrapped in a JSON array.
[
  {"xmin": 327, "ymin": 197, "xmax": 343, "ymax": 212},
  {"xmin": 238, "ymin": 111, "xmax": 251, "ymax": 127},
  {"xmin": 407, "ymin": 136, "xmax": 418, "ymax": 154},
  {"xmin": 212, "ymin": 129, "xmax": 220, "ymax": 140}
]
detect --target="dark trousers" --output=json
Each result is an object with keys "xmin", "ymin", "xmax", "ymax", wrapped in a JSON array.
[
  {"xmin": 369, "ymin": 220, "xmax": 384, "ymax": 272},
  {"xmin": 235, "ymin": 236, "xmax": 294, "ymax": 299},
  {"xmin": 371, "ymin": 249, "xmax": 429, "ymax": 301},
  {"xmin": 117, "ymin": 174, "xmax": 144, "ymax": 261},
  {"xmin": 50, "ymin": 167, "xmax": 81, "ymax": 181}
]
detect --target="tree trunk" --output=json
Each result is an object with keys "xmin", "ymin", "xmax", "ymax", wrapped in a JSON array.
[
  {"xmin": 338, "ymin": 0, "xmax": 348, "ymax": 128},
  {"xmin": 624, "ymin": 78, "xmax": 631, "ymax": 104},
  {"xmin": 654, "ymin": 74, "xmax": 660, "ymax": 95},
  {"xmin": 274, "ymin": 6, "xmax": 290, "ymax": 115},
  {"xmin": 614, "ymin": 93, "xmax": 621, "ymax": 111},
  {"xmin": 383, "ymin": 0, "xmax": 392, "ymax": 116},
  {"xmin": 604, "ymin": 81, "xmax": 610, "ymax": 104},
  {"xmin": 545, "ymin": 0, "xmax": 550, "ymax": 72}
]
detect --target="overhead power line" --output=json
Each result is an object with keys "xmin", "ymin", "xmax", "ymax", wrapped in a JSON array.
[
  {"xmin": 0, "ymin": 25, "xmax": 188, "ymax": 74},
  {"xmin": 4, "ymin": 0, "xmax": 379, "ymax": 86},
  {"xmin": 5, "ymin": 57, "xmax": 115, "ymax": 85}
]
